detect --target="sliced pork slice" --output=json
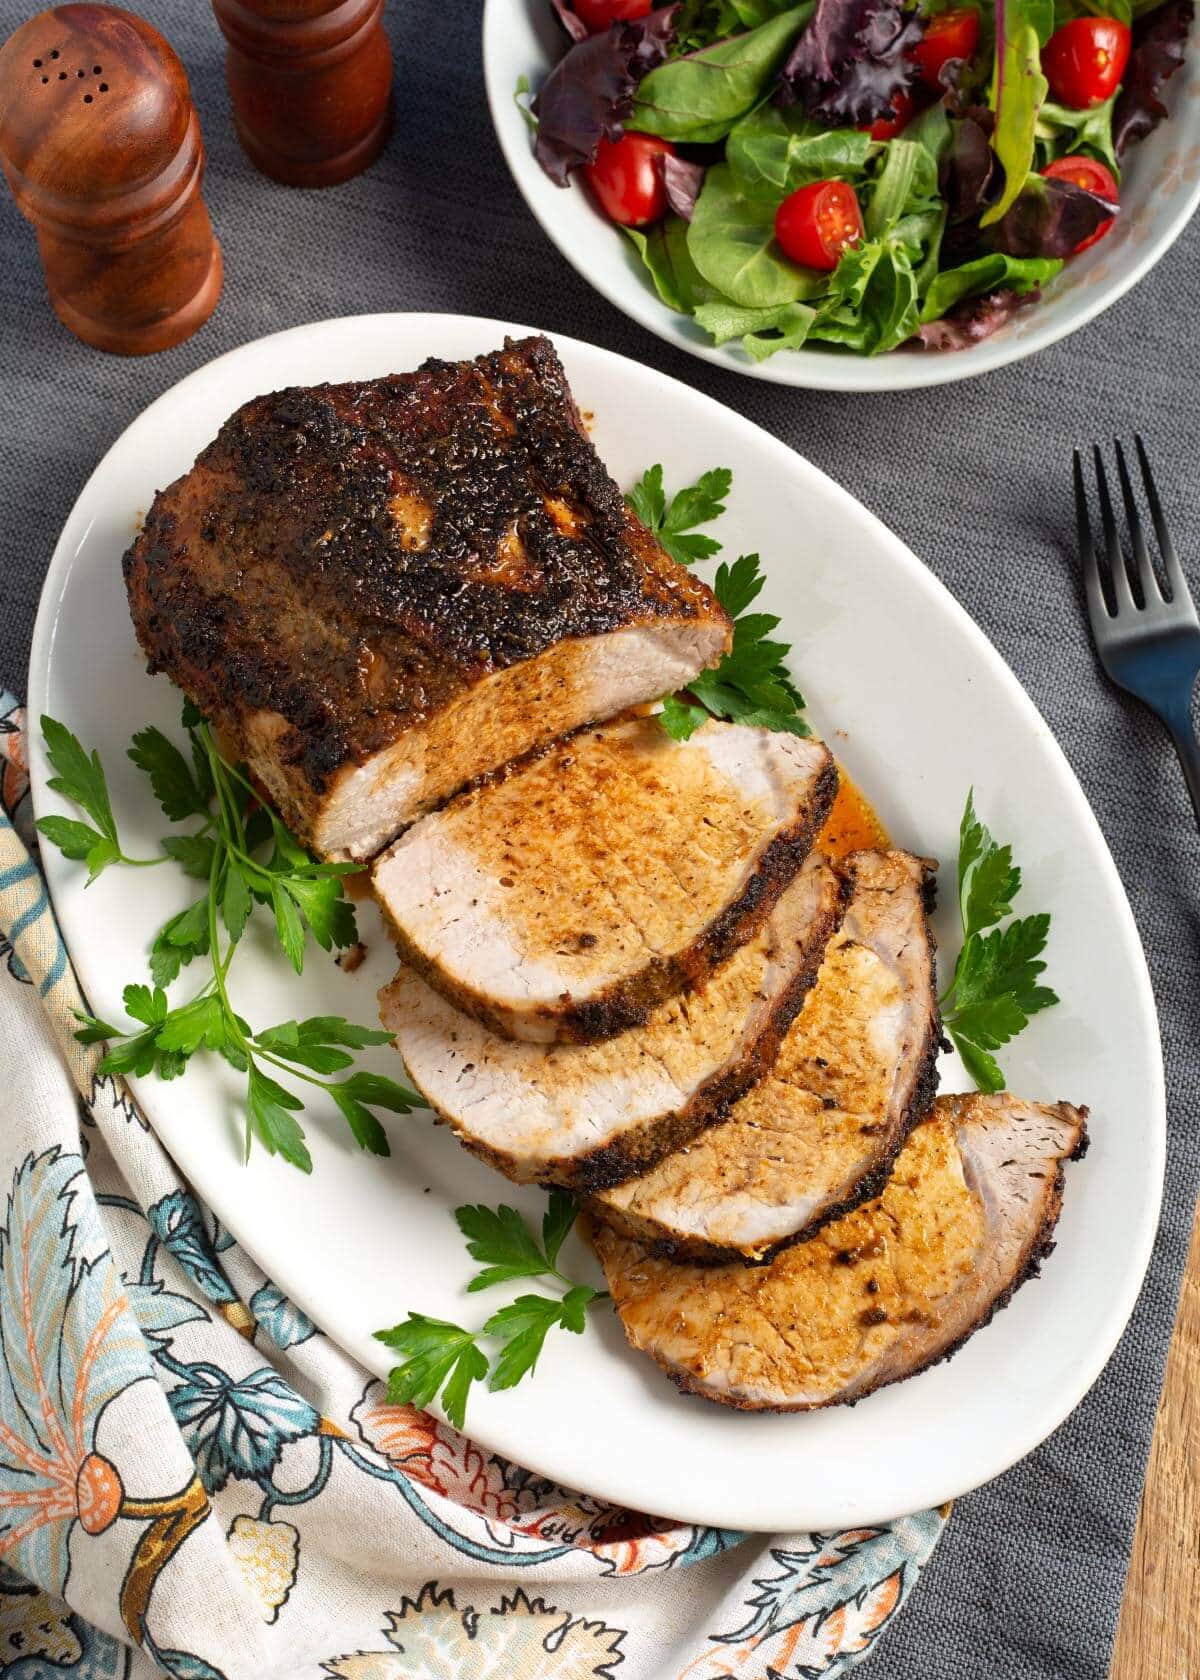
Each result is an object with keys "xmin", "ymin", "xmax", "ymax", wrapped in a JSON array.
[
  {"xmin": 373, "ymin": 718, "xmax": 838, "ymax": 1044},
  {"xmin": 592, "ymin": 849, "xmax": 939, "ymax": 1260},
  {"xmin": 123, "ymin": 336, "xmax": 730, "ymax": 860},
  {"xmin": 591, "ymin": 1092, "xmax": 1088, "ymax": 1411},
  {"xmin": 378, "ymin": 854, "xmax": 845, "ymax": 1190}
]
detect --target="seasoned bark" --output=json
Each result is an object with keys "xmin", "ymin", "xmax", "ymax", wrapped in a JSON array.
[{"xmin": 123, "ymin": 335, "xmax": 729, "ymax": 858}]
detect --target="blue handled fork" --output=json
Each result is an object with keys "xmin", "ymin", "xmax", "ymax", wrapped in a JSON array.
[{"xmin": 1074, "ymin": 436, "xmax": 1200, "ymax": 828}]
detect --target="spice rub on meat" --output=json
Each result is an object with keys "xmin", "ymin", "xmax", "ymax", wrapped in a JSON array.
[
  {"xmin": 373, "ymin": 718, "xmax": 838, "ymax": 1044},
  {"xmin": 591, "ymin": 1092, "xmax": 1088, "ymax": 1410},
  {"xmin": 591, "ymin": 849, "xmax": 940, "ymax": 1260},
  {"xmin": 122, "ymin": 335, "xmax": 731, "ymax": 860},
  {"xmin": 378, "ymin": 853, "xmax": 846, "ymax": 1191}
]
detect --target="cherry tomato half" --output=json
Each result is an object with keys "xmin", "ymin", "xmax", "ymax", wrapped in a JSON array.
[
  {"xmin": 864, "ymin": 88, "xmax": 918, "ymax": 140},
  {"xmin": 1042, "ymin": 155, "xmax": 1118, "ymax": 251},
  {"xmin": 910, "ymin": 7, "xmax": 982, "ymax": 87},
  {"xmin": 584, "ymin": 132, "xmax": 675, "ymax": 227},
  {"xmin": 775, "ymin": 180, "xmax": 865, "ymax": 271},
  {"xmin": 572, "ymin": 0, "xmax": 655, "ymax": 29},
  {"xmin": 1042, "ymin": 17, "xmax": 1131, "ymax": 108}
]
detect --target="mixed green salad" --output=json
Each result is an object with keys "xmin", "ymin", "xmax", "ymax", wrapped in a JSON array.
[{"xmin": 524, "ymin": 0, "xmax": 1193, "ymax": 356}]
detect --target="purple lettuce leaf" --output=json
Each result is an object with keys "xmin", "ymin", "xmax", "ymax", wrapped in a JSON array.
[
  {"xmin": 942, "ymin": 111, "xmax": 1000, "ymax": 223},
  {"xmin": 550, "ymin": 0, "xmax": 590, "ymax": 43},
  {"xmin": 909, "ymin": 286, "xmax": 1040, "ymax": 350},
  {"xmin": 659, "ymin": 152, "xmax": 706, "ymax": 219},
  {"xmin": 777, "ymin": 0, "xmax": 926, "ymax": 126},
  {"xmin": 533, "ymin": 7, "xmax": 679, "ymax": 186},
  {"xmin": 1114, "ymin": 0, "xmax": 1195, "ymax": 158},
  {"xmin": 988, "ymin": 174, "xmax": 1117, "ymax": 258},
  {"xmin": 938, "ymin": 51, "xmax": 992, "ymax": 114}
]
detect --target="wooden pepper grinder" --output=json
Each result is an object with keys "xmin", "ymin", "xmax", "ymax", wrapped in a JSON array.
[
  {"xmin": 0, "ymin": 5, "xmax": 222, "ymax": 355},
  {"xmin": 212, "ymin": 0, "xmax": 392, "ymax": 188}
]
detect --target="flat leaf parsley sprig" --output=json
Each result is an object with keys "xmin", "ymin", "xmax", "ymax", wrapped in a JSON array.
[
  {"xmin": 38, "ymin": 707, "xmax": 420, "ymax": 1173},
  {"xmin": 627, "ymin": 465, "xmax": 810, "ymax": 741},
  {"xmin": 942, "ymin": 791, "xmax": 1059, "ymax": 1093},
  {"xmin": 375, "ymin": 1192, "xmax": 606, "ymax": 1429}
]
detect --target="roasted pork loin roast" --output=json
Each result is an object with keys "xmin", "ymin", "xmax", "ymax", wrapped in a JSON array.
[
  {"xmin": 591, "ymin": 1092, "xmax": 1088, "ymax": 1410},
  {"xmin": 123, "ymin": 336, "xmax": 730, "ymax": 860},
  {"xmin": 378, "ymin": 854, "xmax": 845, "ymax": 1190},
  {"xmin": 373, "ymin": 718, "xmax": 837, "ymax": 1044},
  {"xmin": 591, "ymin": 849, "xmax": 939, "ymax": 1260},
  {"xmin": 124, "ymin": 325, "xmax": 1084, "ymax": 1417}
]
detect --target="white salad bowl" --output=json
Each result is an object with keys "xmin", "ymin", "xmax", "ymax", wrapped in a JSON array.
[{"xmin": 482, "ymin": 0, "xmax": 1200, "ymax": 390}]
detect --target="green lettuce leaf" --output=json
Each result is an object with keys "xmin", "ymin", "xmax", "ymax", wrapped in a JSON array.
[
  {"xmin": 694, "ymin": 298, "xmax": 819, "ymax": 357},
  {"xmin": 624, "ymin": 218, "xmax": 718, "ymax": 313},
  {"xmin": 688, "ymin": 164, "xmax": 829, "ymax": 306},
  {"xmin": 864, "ymin": 136, "xmax": 941, "ymax": 239},
  {"xmin": 1036, "ymin": 94, "xmax": 1120, "ymax": 173},
  {"xmin": 920, "ymin": 252, "xmax": 1062, "ymax": 319},
  {"xmin": 810, "ymin": 240, "xmax": 922, "ymax": 354},
  {"xmin": 982, "ymin": 0, "xmax": 1053, "ymax": 227},
  {"xmin": 727, "ymin": 105, "xmax": 876, "ymax": 198},
  {"xmin": 630, "ymin": 5, "xmax": 814, "ymax": 142}
]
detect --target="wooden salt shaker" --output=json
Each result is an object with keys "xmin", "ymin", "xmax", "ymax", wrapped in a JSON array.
[
  {"xmin": 212, "ymin": 0, "xmax": 392, "ymax": 188},
  {"xmin": 0, "ymin": 5, "xmax": 222, "ymax": 356}
]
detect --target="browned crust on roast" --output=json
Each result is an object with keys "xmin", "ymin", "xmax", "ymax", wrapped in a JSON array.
[
  {"xmin": 384, "ymin": 754, "xmax": 840, "ymax": 1045},
  {"xmin": 588, "ymin": 849, "xmax": 943, "ymax": 1263},
  {"xmin": 400, "ymin": 870, "xmax": 850, "ymax": 1192},
  {"xmin": 638, "ymin": 1103, "xmax": 1090, "ymax": 1411},
  {"xmin": 122, "ymin": 335, "xmax": 728, "ymax": 840}
]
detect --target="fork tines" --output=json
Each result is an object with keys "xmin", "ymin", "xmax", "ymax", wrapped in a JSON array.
[{"xmin": 1075, "ymin": 436, "xmax": 1195, "ymax": 626}]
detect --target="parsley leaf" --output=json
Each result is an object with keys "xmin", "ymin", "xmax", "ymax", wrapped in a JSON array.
[
  {"xmin": 128, "ymin": 726, "xmax": 210, "ymax": 822},
  {"xmin": 221, "ymin": 862, "xmax": 253, "ymax": 942},
  {"xmin": 328, "ymin": 1086, "xmax": 389, "ymax": 1155},
  {"xmin": 73, "ymin": 1010, "xmax": 125, "ymax": 1045},
  {"xmin": 34, "ymin": 816, "xmax": 109, "ymax": 865},
  {"xmin": 41, "ymin": 711, "xmax": 406, "ymax": 1172},
  {"xmin": 278, "ymin": 873, "xmax": 358, "ymax": 953},
  {"xmin": 40, "ymin": 715, "xmax": 118, "ymax": 842},
  {"xmin": 942, "ymin": 792, "xmax": 1059, "ymax": 1093},
  {"xmin": 161, "ymin": 834, "xmax": 218, "ymax": 880},
  {"xmin": 541, "ymin": 1190, "xmax": 578, "ymax": 1271},
  {"xmin": 376, "ymin": 1316, "xmax": 489, "ymax": 1430},
  {"xmin": 292, "ymin": 1017, "xmax": 395, "ymax": 1049},
  {"xmin": 659, "ymin": 694, "xmax": 711, "ymax": 742},
  {"xmin": 245, "ymin": 1063, "xmax": 310, "ymax": 1172},
  {"xmin": 122, "ymin": 983, "xmax": 168, "ymax": 1026},
  {"xmin": 155, "ymin": 994, "xmax": 229, "ymax": 1056},
  {"xmin": 149, "ymin": 899, "xmax": 211, "ymax": 988},
  {"xmin": 336, "ymin": 1070, "xmax": 420, "ymax": 1111},
  {"xmin": 375, "ymin": 1194, "xmax": 606, "ymax": 1427},
  {"xmin": 456, "ymin": 1191, "xmax": 578, "ymax": 1293},
  {"xmin": 270, "ymin": 882, "xmax": 307, "ymax": 974},
  {"xmin": 95, "ymin": 1027, "xmax": 165, "ymax": 1079},
  {"xmin": 37, "ymin": 716, "xmax": 132, "ymax": 880},
  {"xmin": 624, "ymin": 475, "xmax": 810, "ymax": 741},
  {"xmin": 484, "ymin": 1288, "xmax": 599, "ymax": 1390},
  {"xmin": 626, "ymin": 464, "xmax": 732, "ymax": 567},
  {"xmin": 668, "ymin": 553, "xmax": 809, "ymax": 740},
  {"xmin": 627, "ymin": 462, "xmax": 667, "ymax": 530},
  {"xmin": 957, "ymin": 790, "xmax": 1021, "ymax": 935}
]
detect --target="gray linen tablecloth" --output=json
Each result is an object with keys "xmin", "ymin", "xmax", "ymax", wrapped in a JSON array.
[{"xmin": 1, "ymin": 2, "xmax": 1196, "ymax": 1675}]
